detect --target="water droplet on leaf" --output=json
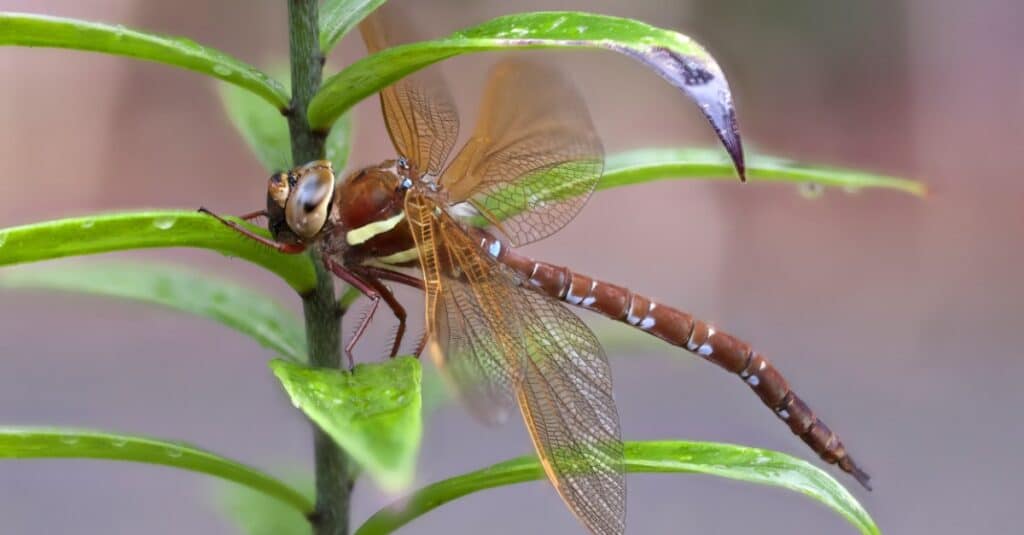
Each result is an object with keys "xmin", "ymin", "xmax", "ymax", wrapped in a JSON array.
[
  {"xmin": 58, "ymin": 436, "xmax": 79, "ymax": 445},
  {"xmin": 110, "ymin": 439, "xmax": 127, "ymax": 448},
  {"xmin": 80, "ymin": 219, "xmax": 95, "ymax": 229},
  {"xmin": 153, "ymin": 217, "xmax": 176, "ymax": 230},
  {"xmin": 212, "ymin": 65, "xmax": 233, "ymax": 77},
  {"xmin": 165, "ymin": 448, "xmax": 183, "ymax": 458}
]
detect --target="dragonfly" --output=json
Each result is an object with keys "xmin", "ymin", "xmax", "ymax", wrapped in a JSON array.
[{"xmin": 200, "ymin": 9, "xmax": 869, "ymax": 535}]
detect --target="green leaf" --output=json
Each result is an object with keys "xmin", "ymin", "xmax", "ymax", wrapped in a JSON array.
[
  {"xmin": 0, "ymin": 427, "xmax": 313, "ymax": 515},
  {"xmin": 320, "ymin": 0, "xmax": 388, "ymax": 53},
  {"xmin": 214, "ymin": 474, "xmax": 313, "ymax": 535},
  {"xmin": 220, "ymin": 81, "xmax": 294, "ymax": 173},
  {"xmin": 325, "ymin": 111, "xmax": 354, "ymax": 172},
  {"xmin": 0, "ymin": 13, "xmax": 288, "ymax": 109},
  {"xmin": 220, "ymin": 73, "xmax": 354, "ymax": 173},
  {"xmin": 270, "ymin": 358, "xmax": 422, "ymax": 492},
  {"xmin": 0, "ymin": 261, "xmax": 307, "ymax": 361},
  {"xmin": 603, "ymin": 148, "xmax": 926, "ymax": 197},
  {"xmin": 309, "ymin": 12, "xmax": 744, "ymax": 175},
  {"xmin": 355, "ymin": 441, "xmax": 878, "ymax": 535},
  {"xmin": 0, "ymin": 211, "xmax": 316, "ymax": 293}
]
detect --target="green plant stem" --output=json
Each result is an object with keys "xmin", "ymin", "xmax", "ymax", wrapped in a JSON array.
[{"xmin": 287, "ymin": 1, "xmax": 351, "ymax": 534}]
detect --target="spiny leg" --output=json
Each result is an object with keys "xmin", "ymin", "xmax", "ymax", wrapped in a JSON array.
[
  {"xmin": 237, "ymin": 209, "xmax": 268, "ymax": 222},
  {"xmin": 197, "ymin": 207, "xmax": 306, "ymax": 254},
  {"xmin": 355, "ymin": 272, "xmax": 408, "ymax": 358},
  {"xmin": 322, "ymin": 257, "xmax": 383, "ymax": 368},
  {"xmin": 360, "ymin": 266, "xmax": 429, "ymax": 357}
]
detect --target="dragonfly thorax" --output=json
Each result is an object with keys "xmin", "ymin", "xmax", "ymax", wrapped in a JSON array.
[{"xmin": 331, "ymin": 160, "xmax": 418, "ymax": 265}]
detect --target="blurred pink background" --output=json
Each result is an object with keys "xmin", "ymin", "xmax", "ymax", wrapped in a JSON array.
[{"xmin": 1, "ymin": 0, "xmax": 1022, "ymax": 533}]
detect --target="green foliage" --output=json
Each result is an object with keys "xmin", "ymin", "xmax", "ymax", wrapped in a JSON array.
[
  {"xmin": 216, "ymin": 475, "xmax": 314, "ymax": 535},
  {"xmin": 320, "ymin": 0, "xmax": 388, "ymax": 53},
  {"xmin": 0, "ymin": 261, "xmax": 307, "ymax": 361},
  {"xmin": 603, "ymin": 148, "xmax": 926, "ymax": 196},
  {"xmin": 355, "ymin": 441, "xmax": 878, "ymax": 535},
  {"xmin": 309, "ymin": 12, "xmax": 738, "ymax": 151},
  {"xmin": 0, "ymin": 13, "xmax": 287, "ymax": 109},
  {"xmin": 0, "ymin": 427, "xmax": 312, "ymax": 514},
  {"xmin": 0, "ymin": 211, "xmax": 316, "ymax": 293},
  {"xmin": 0, "ymin": 3, "xmax": 913, "ymax": 534},
  {"xmin": 220, "ymin": 72, "xmax": 354, "ymax": 173},
  {"xmin": 270, "ymin": 358, "xmax": 423, "ymax": 492}
]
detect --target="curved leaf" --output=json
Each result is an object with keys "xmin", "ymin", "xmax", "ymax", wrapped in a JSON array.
[
  {"xmin": 0, "ymin": 13, "xmax": 288, "ymax": 109},
  {"xmin": 0, "ymin": 261, "xmax": 306, "ymax": 362},
  {"xmin": 355, "ymin": 440, "xmax": 878, "ymax": 535},
  {"xmin": 309, "ymin": 11, "xmax": 744, "ymax": 177},
  {"xmin": 0, "ymin": 211, "xmax": 316, "ymax": 293},
  {"xmin": 320, "ymin": 0, "xmax": 388, "ymax": 54},
  {"xmin": 603, "ymin": 148, "xmax": 926, "ymax": 196},
  {"xmin": 270, "ymin": 358, "xmax": 422, "ymax": 492},
  {"xmin": 220, "ymin": 74, "xmax": 353, "ymax": 173},
  {"xmin": 0, "ymin": 427, "xmax": 313, "ymax": 515},
  {"xmin": 214, "ymin": 474, "xmax": 313, "ymax": 535}
]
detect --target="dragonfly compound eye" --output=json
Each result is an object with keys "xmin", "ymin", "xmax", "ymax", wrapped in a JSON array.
[{"xmin": 285, "ymin": 170, "xmax": 333, "ymax": 239}]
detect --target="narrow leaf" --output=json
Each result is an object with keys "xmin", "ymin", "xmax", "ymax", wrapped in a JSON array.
[
  {"xmin": 220, "ymin": 74, "xmax": 353, "ymax": 173},
  {"xmin": 309, "ymin": 11, "xmax": 744, "ymax": 177},
  {"xmin": 220, "ymin": 81, "xmax": 294, "ymax": 173},
  {"xmin": 0, "ymin": 261, "xmax": 306, "ymax": 362},
  {"xmin": 0, "ymin": 211, "xmax": 316, "ymax": 293},
  {"xmin": 0, "ymin": 13, "xmax": 288, "ymax": 109},
  {"xmin": 355, "ymin": 440, "xmax": 878, "ymax": 535},
  {"xmin": 270, "ymin": 358, "xmax": 422, "ymax": 492},
  {"xmin": 215, "ymin": 475, "xmax": 314, "ymax": 535},
  {"xmin": 0, "ymin": 427, "xmax": 313, "ymax": 515},
  {"xmin": 320, "ymin": 0, "xmax": 388, "ymax": 53},
  {"xmin": 603, "ymin": 148, "xmax": 926, "ymax": 197}
]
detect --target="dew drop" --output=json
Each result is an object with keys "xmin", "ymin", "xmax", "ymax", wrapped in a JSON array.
[
  {"xmin": 59, "ymin": 436, "xmax": 80, "ymax": 445},
  {"xmin": 797, "ymin": 182, "xmax": 825, "ymax": 199},
  {"xmin": 212, "ymin": 64, "xmax": 233, "ymax": 77},
  {"xmin": 165, "ymin": 447, "xmax": 183, "ymax": 458},
  {"xmin": 0, "ymin": 232, "xmax": 7, "ymax": 247},
  {"xmin": 80, "ymin": 219, "xmax": 95, "ymax": 229},
  {"xmin": 110, "ymin": 439, "xmax": 127, "ymax": 448},
  {"xmin": 153, "ymin": 217, "xmax": 176, "ymax": 230}
]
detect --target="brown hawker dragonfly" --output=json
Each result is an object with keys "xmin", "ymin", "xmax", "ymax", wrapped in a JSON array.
[{"xmin": 201, "ymin": 10, "xmax": 869, "ymax": 535}]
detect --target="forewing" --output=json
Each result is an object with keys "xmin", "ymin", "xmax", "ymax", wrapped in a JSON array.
[
  {"xmin": 360, "ymin": 6, "xmax": 458, "ymax": 175},
  {"xmin": 405, "ymin": 192, "xmax": 522, "ymax": 424},
  {"xmin": 514, "ymin": 287, "xmax": 626, "ymax": 535},
  {"xmin": 441, "ymin": 59, "xmax": 603, "ymax": 246}
]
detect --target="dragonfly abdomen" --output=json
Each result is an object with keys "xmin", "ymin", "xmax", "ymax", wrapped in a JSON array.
[{"xmin": 483, "ymin": 229, "xmax": 871, "ymax": 490}]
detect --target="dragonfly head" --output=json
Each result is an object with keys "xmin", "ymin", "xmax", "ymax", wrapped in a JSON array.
[{"xmin": 266, "ymin": 160, "xmax": 335, "ymax": 243}]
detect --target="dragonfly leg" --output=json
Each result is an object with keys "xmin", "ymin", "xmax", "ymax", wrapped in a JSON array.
[
  {"xmin": 197, "ymin": 207, "xmax": 306, "ymax": 254},
  {"xmin": 356, "ymin": 273, "xmax": 408, "ymax": 358},
  {"xmin": 321, "ymin": 257, "xmax": 383, "ymax": 368},
  {"xmin": 359, "ymin": 265, "xmax": 426, "ymax": 290},
  {"xmin": 358, "ymin": 266, "xmax": 429, "ymax": 357},
  {"xmin": 237, "ymin": 209, "xmax": 268, "ymax": 222}
]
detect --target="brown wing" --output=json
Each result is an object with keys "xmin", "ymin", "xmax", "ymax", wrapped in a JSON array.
[
  {"xmin": 405, "ymin": 191, "xmax": 524, "ymax": 423},
  {"xmin": 407, "ymin": 193, "xmax": 625, "ymax": 534},
  {"xmin": 360, "ymin": 6, "xmax": 458, "ymax": 176},
  {"xmin": 513, "ymin": 286, "xmax": 626, "ymax": 535},
  {"xmin": 441, "ymin": 59, "xmax": 603, "ymax": 246}
]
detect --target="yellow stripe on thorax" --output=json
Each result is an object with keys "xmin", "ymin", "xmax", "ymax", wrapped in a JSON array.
[
  {"xmin": 345, "ymin": 212, "xmax": 406, "ymax": 246},
  {"xmin": 373, "ymin": 247, "xmax": 420, "ymax": 265}
]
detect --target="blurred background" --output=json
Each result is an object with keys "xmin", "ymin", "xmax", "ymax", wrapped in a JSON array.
[{"xmin": 1, "ymin": 0, "xmax": 1021, "ymax": 533}]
